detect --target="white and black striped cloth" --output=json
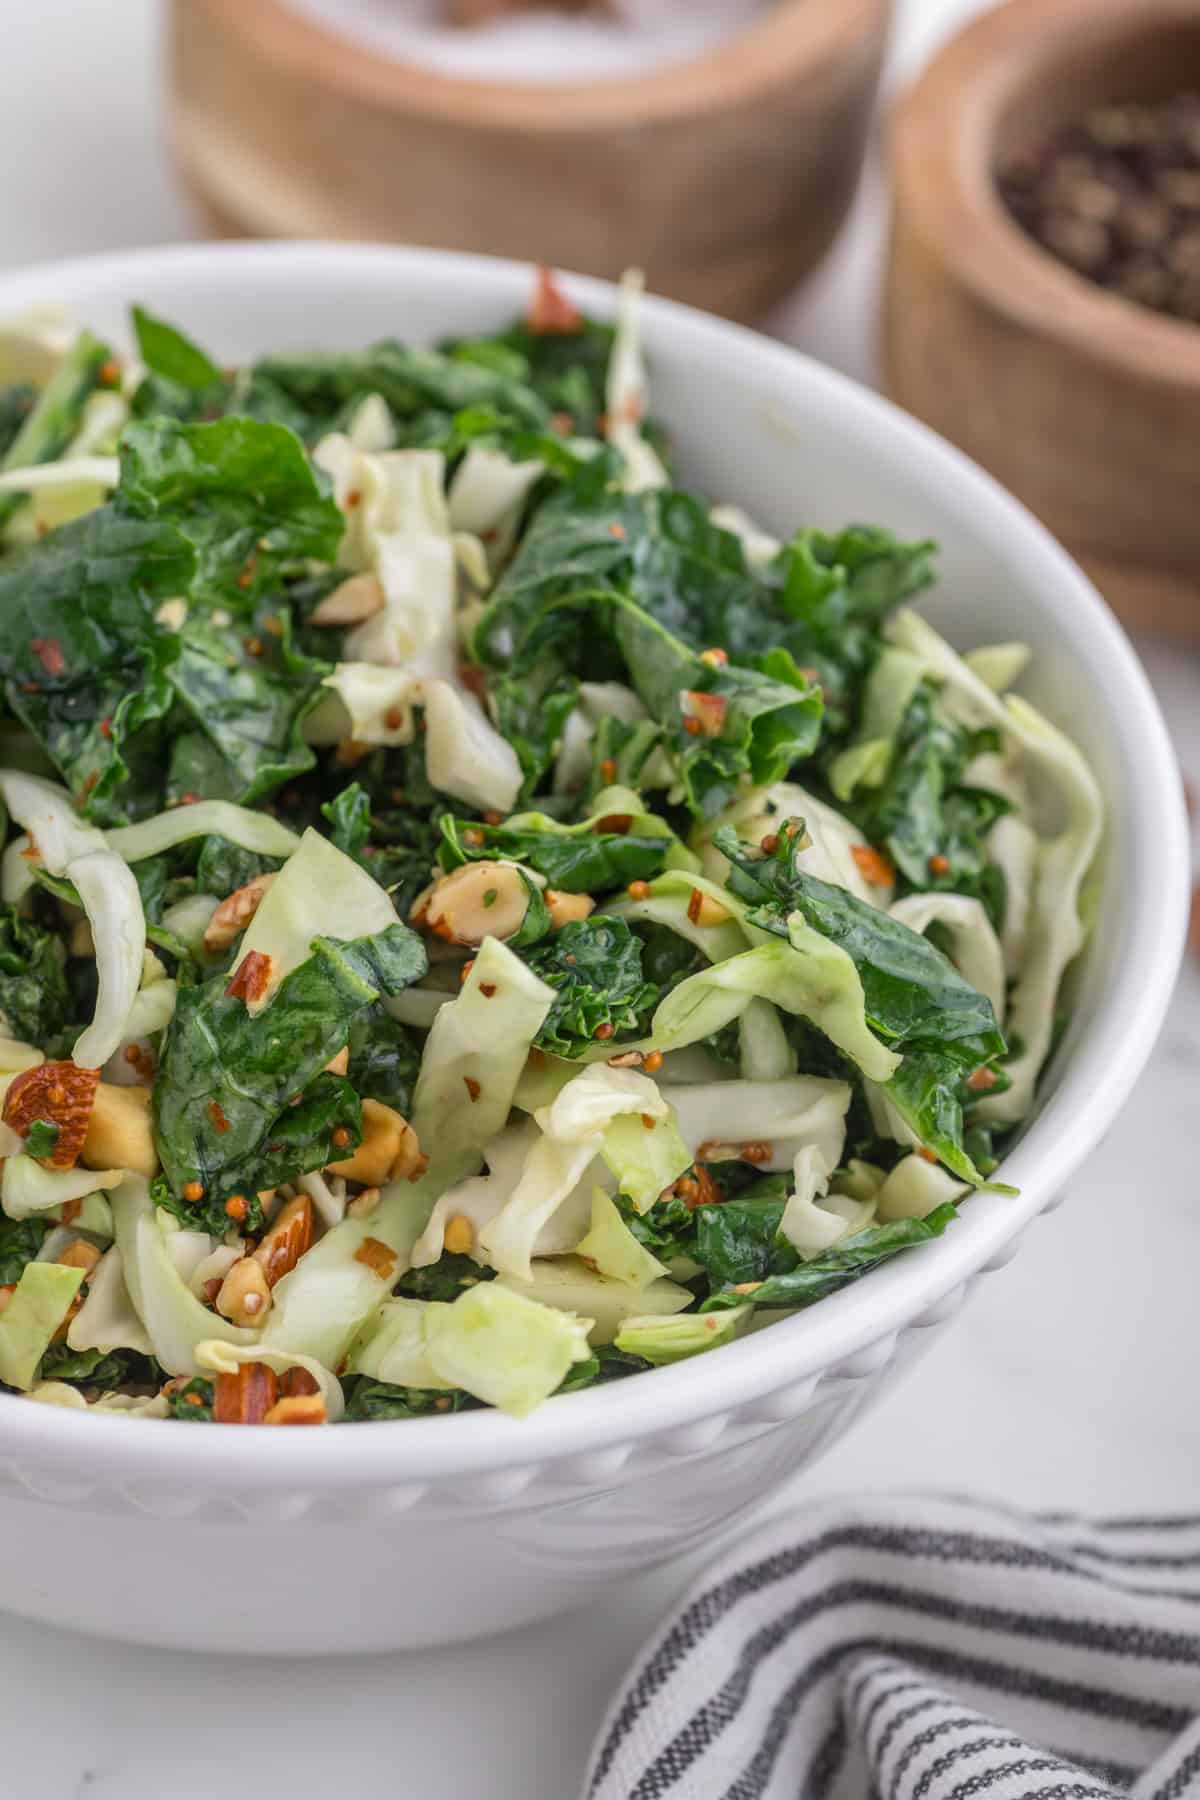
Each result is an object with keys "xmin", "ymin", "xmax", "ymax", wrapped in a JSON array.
[{"xmin": 584, "ymin": 1495, "xmax": 1200, "ymax": 1800}]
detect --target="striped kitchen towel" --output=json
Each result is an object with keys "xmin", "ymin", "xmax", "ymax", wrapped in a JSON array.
[{"xmin": 584, "ymin": 1494, "xmax": 1200, "ymax": 1800}]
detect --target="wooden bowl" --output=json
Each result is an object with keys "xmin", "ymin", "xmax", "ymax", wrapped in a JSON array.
[
  {"xmin": 885, "ymin": 0, "xmax": 1200, "ymax": 638},
  {"xmin": 167, "ymin": 0, "xmax": 891, "ymax": 324}
]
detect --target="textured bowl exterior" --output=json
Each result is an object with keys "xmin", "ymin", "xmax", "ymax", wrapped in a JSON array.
[{"xmin": 0, "ymin": 245, "xmax": 1185, "ymax": 1655}]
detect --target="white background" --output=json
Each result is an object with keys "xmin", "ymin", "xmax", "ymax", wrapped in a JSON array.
[{"xmin": 2, "ymin": 4, "xmax": 1199, "ymax": 1796}]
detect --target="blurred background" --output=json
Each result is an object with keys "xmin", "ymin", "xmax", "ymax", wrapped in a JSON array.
[{"xmin": 3, "ymin": 4, "xmax": 1199, "ymax": 1797}]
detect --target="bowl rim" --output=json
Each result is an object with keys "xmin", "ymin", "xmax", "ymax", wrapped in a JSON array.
[
  {"xmin": 891, "ymin": 0, "xmax": 1200, "ymax": 387},
  {"xmin": 0, "ymin": 240, "xmax": 1186, "ymax": 1490},
  {"xmin": 185, "ymin": 0, "xmax": 891, "ymax": 129}
]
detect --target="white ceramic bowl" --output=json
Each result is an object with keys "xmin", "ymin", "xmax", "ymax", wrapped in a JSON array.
[{"xmin": 0, "ymin": 245, "xmax": 1186, "ymax": 1656}]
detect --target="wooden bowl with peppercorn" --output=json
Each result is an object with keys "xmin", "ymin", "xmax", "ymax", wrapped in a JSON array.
[{"xmin": 885, "ymin": 0, "xmax": 1200, "ymax": 638}]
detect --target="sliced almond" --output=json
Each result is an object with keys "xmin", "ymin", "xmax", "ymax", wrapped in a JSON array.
[
  {"xmin": 545, "ymin": 889, "xmax": 595, "ymax": 929},
  {"xmin": 424, "ymin": 861, "xmax": 529, "ymax": 946},
  {"xmin": 213, "ymin": 1362, "xmax": 278, "ymax": 1423},
  {"xmin": 202, "ymin": 872, "xmax": 278, "ymax": 953},
  {"xmin": 3, "ymin": 1061, "xmax": 99, "ymax": 1168},
  {"xmin": 309, "ymin": 572, "xmax": 385, "ymax": 627},
  {"xmin": 252, "ymin": 1193, "xmax": 314, "ymax": 1288}
]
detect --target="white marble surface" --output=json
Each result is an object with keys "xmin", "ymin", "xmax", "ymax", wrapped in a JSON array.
[{"xmin": 2, "ymin": 4, "xmax": 1198, "ymax": 1797}]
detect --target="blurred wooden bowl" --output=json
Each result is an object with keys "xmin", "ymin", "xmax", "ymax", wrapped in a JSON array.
[
  {"xmin": 167, "ymin": 0, "xmax": 891, "ymax": 324},
  {"xmin": 885, "ymin": 0, "xmax": 1200, "ymax": 638}
]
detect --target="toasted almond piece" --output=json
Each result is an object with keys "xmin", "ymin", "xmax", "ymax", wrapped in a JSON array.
[
  {"xmin": 56, "ymin": 1238, "xmax": 102, "ymax": 1276},
  {"xmin": 264, "ymin": 1393, "xmax": 327, "ymax": 1425},
  {"xmin": 215, "ymin": 1257, "xmax": 272, "ymax": 1327},
  {"xmin": 545, "ymin": 889, "xmax": 595, "ymax": 929},
  {"xmin": 309, "ymin": 572, "xmax": 385, "ymax": 627},
  {"xmin": 686, "ymin": 888, "xmax": 732, "ymax": 928},
  {"xmin": 4, "ymin": 1061, "xmax": 99, "ymax": 1168},
  {"xmin": 324, "ymin": 1046, "xmax": 350, "ymax": 1077},
  {"xmin": 443, "ymin": 1213, "xmax": 475, "ymax": 1255},
  {"xmin": 347, "ymin": 1185, "xmax": 381, "ymax": 1218},
  {"xmin": 214, "ymin": 1362, "xmax": 278, "ymax": 1424},
  {"xmin": 252, "ymin": 1193, "xmax": 313, "ymax": 1288},
  {"xmin": 202, "ymin": 872, "xmax": 278, "ymax": 953},
  {"xmin": 424, "ymin": 861, "xmax": 529, "ymax": 946},
  {"xmin": 82, "ymin": 1083, "xmax": 158, "ymax": 1178},
  {"xmin": 388, "ymin": 1118, "xmax": 426, "ymax": 1183},
  {"xmin": 327, "ymin": 1098, "xmax": 410, "ymax": 1187}
]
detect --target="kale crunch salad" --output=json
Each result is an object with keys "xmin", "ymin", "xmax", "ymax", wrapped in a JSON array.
[{"xmin": 0, "ymin": 270, "xmax": 1101, "ymax": 1425}]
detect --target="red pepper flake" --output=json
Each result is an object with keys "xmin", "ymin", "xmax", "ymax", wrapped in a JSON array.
[
  {"xmin": 463, "ymin": 827, "xmax": 485, "ymax": 848},
  {"xmin": 201, "ymin": 1276, "xmax": 223, "ymax": 1305},
  {"xmin": 683, "ymin": 717, "xmax": 703, "ymax": 736},
  {"xmin": 686, "ymin": 888, "xmax": 704, "ymax": 924},
  {"xmin": 527, "ymin": 265, "xmax": 584, "ymax": 335},
  {"xmin": 236, "ymin": 554, "xmax": 258, "ymax": 591},
  {"xmin": 699, "ymin": 647, "xmax": 728, "ymax": 668},
  {"xmin": 928, "ymin": 853, "xmax": 951, "ymax": 877},
  {"xmin": 98, "ymin": 717, "xmax": 113, "ymax": 739},
  {"xmin": 345, "ymin": 488, "xmax": 362, "ymax": 510},
  {"xmin": 458, "ymin": 663, "xmax": 487, "ymax": 701},
  {"xmin": 225, "ymin": 950, "xmax": 272, "ymax": 1006},
  {"xmin": 30, "ymin": 638, "xmax": 65, "ymax": 676},
  {"xmin": 609, "ymin": 522, "xmax": 627, "ymax": 540},
  {"xmin": 180, "ymin": 791, "xmax": 201, "ymax": 806},
  {"xmin": 760, "ymin": 833, "xmax": 780, "ymax": 854},
  {"xmin": 479, "ymin": 982, "xmax": 497, "ymax": 998},
  {"xmin": 82, "ymin": 772, "xmax": 98, "ymax": 796},
  {"xmin": 208, "ymin": 1100, "xmax": 231, "ymax": 1135},
  {"xmin": 681, "ymin": 691, "xmax": 728, "ymax": 738},
  {"xmin": 96, "ymin": 358, "xmax": 121, "ymax": 388},
  {"xmin": 60, "ymin": 1199, "xmax": 82, "ymax": 1227},
  {"xmin": 464, "ymin": 1076, "xmax": 481, "ymax": 1102},
  {"xmin": 640, "ymin": 1113, "xmax": 657, "ymax": 1131},
  {"xmin": 594, "ymin": 1022, "xmax": 615, "ymax": 1040},
  {"xmin": 483, "ymin": 810, "xmax": 504, "ymax": 826},
  {"xmin": 244, "ymin": 636, "xmax": 264, "ymax": 658},
  {"xmin": 460, "ymin": 958, "xmax": 476, "ymax": 985},
  {"xmin": 917, "ymin": 1146, "xmax": 939, "ymax": 1164},
  {"xmin": 740, "ymin": 1141, "xmax": 772, "ymax": 1165},
  {"xmin": 966, "ymin": 1066, "xmax": 998, "ymax": 1093},
  {"xmin": 592, "ymin": 813, "xmax": 633, "ymax": 835},
  {"xmin": 550, "ymin": 411, "xmax": 575, "ymax": 436},
  {"xmin": 598, "ymin": 758, "xmax": 618, "ymax": 784},
  {"xmin": 384, "ymin": 706, "xmax": 406, "ymax": 730},
  {"xmin": 850, "ymin": 844, "xmax": 896, "ymax": 888}
]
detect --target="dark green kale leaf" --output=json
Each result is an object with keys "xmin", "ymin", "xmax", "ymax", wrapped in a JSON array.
[
  {"xmin": 322, "ymin": 762, "xmax": 449, "ymax": 918},
  {"xmin": 691, "ymin": 1175, "xmax": 792, "ymax": 1289},
  {"xmin": 250, "ymin": 340, "xmax": 550, "ymax": 446},
  {"xmin": 37, "ymin": 1344, "xmax": 158, "ymax": 1388},
  {"xmin": 152, "ymin": 924, "xmax": 427, "ymax": 1217},
  {"xmin": 341, "ymin": 1378, "xmax": 479, "ymax": 1422},
  {"xmin": 0, "ymin": 506, "xmax": 192, "ymax": 821},
  {"xmin": 24, "ymin": 1120, "xmax": 60, "ymax": 1159},
  {"xmin": 522, "ymin": 916, "xmax": 659, "ymax": 1056},
  {"xmin": 557, "ymin": 1345, "xmax": 654, "ymax": 1392},
  {"xmin": 841, "ymin": 683, "xmax": 1010, "ymax": 922},
  {"xmin": 194, "ymin": 836, "xmax": 284, "ymax": 901},
  {"xmin": 0, "ymin": 1216, "xmax": 48, "ymax": 1285},
  {"xmin": 0, "ymin": 902, "xmax": 71, "ymax": 1047},
  {"xmin": 616, "ymin": 1188, "xmax": 697, "ymax": 1265},
  {"xmin": 717, "ymin": 826, "xmax": 1006, "ymax": 1181},
  {"xmin": 168, "ymin": 1377, "xmax": 215, "ymax": 1420},
  {"xmin": 346, "ymin": 1005, "xmax": 421, "ymax": 1115},
  {"xmin": 701, "ymin": 1205, "xmax": 959, "ymax": 1311},
  {"xmin": 394, "ymin": 1255, "xmax": 495, "ymax": 1303},
  {"xmin": 488, "ymin": 662, "xmax": 581, "ymax": 798},
  {"xmin": 0, "ymin": 383, "xmax": 37, "ymax": 459},
  {"xmin": 130, "ymin": 306, "xmax": 226, "ymax": 421},
  {"xmin": 116, "ymin": 415, "xmax": 343, "ymax": 609},
  {"xmin": 163, "ymin": 602, "xmax": 330, "ymax": 808},
  {"xmin": 452, "ymin": 311, "xmax": 616, "ymax": 437},
  {"xmin": 438, "ymin": 813, "xmax": 669, "ymax": 893},
  {"xmin": 0, "ymin": 331, "xmax": 114, "ymax": 529}
]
